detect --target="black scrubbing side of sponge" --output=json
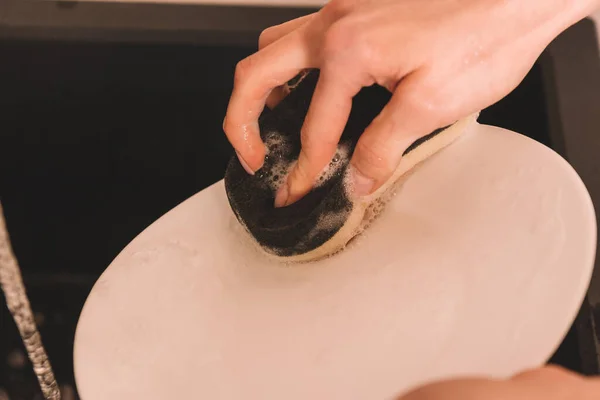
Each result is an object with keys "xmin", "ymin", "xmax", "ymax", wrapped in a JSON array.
[{"xmin": 224, "ymin": 69, "xmax": 445, "ymax": 258}]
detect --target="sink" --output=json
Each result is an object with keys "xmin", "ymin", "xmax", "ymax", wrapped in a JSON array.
[
  {"xmin": 0, "ymin": 39, "xmax": 557, "ymax": 276},
  {"xmin": 0, "ymin": 13, "xmax": 599, "ymax": 399}
]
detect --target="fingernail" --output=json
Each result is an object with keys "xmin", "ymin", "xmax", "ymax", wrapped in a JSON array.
[
  {"xmin": 235, "ymin": 150, "xmax": 255, "ymax": 175},
  {"xmin": 274, "ymin": 182, "xmax": 289, "ymax": 208},
  {"xmin": 349, "ymin": 166, "xmax": 375, "ymax": 198}
]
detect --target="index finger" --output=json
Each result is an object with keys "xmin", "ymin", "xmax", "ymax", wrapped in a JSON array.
[
  {"xmin": 224, "ymin": 28, "xmax": 313, "ymax": 173},
  {"xmin": 259, "ymin": 13, "xmax": 316, "ymax": 50}
]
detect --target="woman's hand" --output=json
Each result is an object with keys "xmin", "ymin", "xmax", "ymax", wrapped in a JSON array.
[
  {"xmin": 398, "ymin": 366, "xmax": 600, "ymax": 400},
  {"xmin": 223, "ymin": 0, "xmax": 598, "ymax": 207}
]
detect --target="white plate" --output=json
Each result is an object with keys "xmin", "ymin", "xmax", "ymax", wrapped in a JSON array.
[{"xmin": 74, "ymin": 123, "xmax": 596, "ymax": 400}]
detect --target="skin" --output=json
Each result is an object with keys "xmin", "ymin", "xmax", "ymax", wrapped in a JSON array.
[
  {"xmin": 396, "ymin": 365, "xmax": 600, "ymax": 400},
  {"xmin": 223, "ymin": 2, "xmax": 600, "ymax": 396},
  {"xmin": 223, "ymin": 0, "xmax": 600, "ymax": 207}
]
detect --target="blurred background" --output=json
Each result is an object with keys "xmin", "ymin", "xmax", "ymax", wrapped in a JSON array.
[{"xmin": 0, "ymin": 2, "xmax": 599, "ymax": 399}]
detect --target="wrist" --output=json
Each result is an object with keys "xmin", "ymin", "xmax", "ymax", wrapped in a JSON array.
[
  {"xmin": 557, "ymin": 0, "xmax": 600, "ymax": 25},
  {"xmin": 498, "ymin": 0, "xmax": 599, "ymax": 49},
  {"xmin": 535, "ymin": 0, "xmax": 600, "ymax": 35}
]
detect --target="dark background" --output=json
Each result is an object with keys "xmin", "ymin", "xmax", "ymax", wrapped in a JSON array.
[{"xmin": 0, "ymin": 6, "xmax": 599, "ymax": 399}]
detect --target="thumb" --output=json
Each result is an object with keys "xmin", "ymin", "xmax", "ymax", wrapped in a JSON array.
[{"xmin": 348, "ymin": 76, "xmax": 444, "ymax": 199}]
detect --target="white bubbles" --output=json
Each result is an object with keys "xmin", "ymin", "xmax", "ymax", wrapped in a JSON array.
[
  {"xmin": 260, "ymin": 132, "xmax": 353, "ymax": 194},
  {"xmin": 356, "ymin": 185, "xmax": 397, "ymax": 235},
  {"xmin": 263, "ymin": 131, "xmax": 287, "ymax": 150},
  {"xmin": 260, "ymin": 131, "xmax": 294, "ymax": 192},
  {"xmin": 314, "ymin": 144, "xmax": 351, "ymax": 189},
  {"xmin": 262, "ymin": 160, "xmax": 292, "ymax": 192},
  {"xmin": 305, "ymin": 209, "xmax": 349, "ymax": 243}
]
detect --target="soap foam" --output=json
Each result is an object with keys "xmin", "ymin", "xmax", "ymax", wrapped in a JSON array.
[
  {"xmin": 315, "ymin": 144, "xmax": 351, "ymax": 189},
  {"xmin": 262, "ymin": 125, "xmax": 405, "ymax": 260},
  {"xmin": 260, "ymin": 131, "xmax": 353, "ymax": 195},
  {"xmin": 258, "ymin": 131, "xmax": 295, "ymax": 192},
  {"xmin": 305, "ymin": 209, "xmax": 352, "ymax": 242}
]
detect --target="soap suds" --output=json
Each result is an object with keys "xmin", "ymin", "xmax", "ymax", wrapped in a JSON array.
[
  {"xmin": 256, "ymin": 131, "xmax": 294, "ymax": 192},
  {"xmin": 306, "ymin": 209, "xmax": 352, "ymax": 243},
  {"xmin": 315, "ymin": 144, "xmax": 351, "ymax": 188},
  {"xmin": 259, "ymin": 131, "xmax": 352, "ymax": 194},
  {"xmin": 224, "ymin": 67, "xmax": 477, "ymax": 262}
]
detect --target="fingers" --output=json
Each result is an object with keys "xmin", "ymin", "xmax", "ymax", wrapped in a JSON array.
[
  {"xmin": 397, "ymin": 377, "xmax": 504, "ymax": 400},
  {"xmin": 398, "ymin": 366, "xmax": 600, "ymax": 400},
  {"xmin": 259, "ymin": 14, "xmax": 317, "ymax": 109},
  {"xmin": 224, "ymin": 27, "xmax": 313, "ymax": 173},
  {"xmin": 347, "ymin": 73, "xmax": 442, "ymax": 199},
  {"xmin": 259, "ymin": 13, "xmax": 316, "ymax": 50},
  {"xmin": 508, "ymin": 366, "xmax": 600, "ymax": 399},
  {"xmin": 274, "ymin": 70, "xmax": 359, "ymax": 207}
]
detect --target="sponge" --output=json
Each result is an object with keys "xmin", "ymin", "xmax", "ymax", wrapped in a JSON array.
[{"xmin": 224, "ymin": 69, "xmax": 477, "ymax": 263}]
